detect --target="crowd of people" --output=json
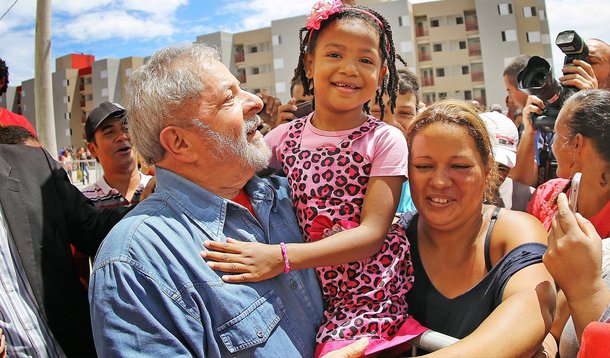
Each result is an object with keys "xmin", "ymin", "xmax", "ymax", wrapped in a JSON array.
[{"xmin": 0, "ymin": 0, "xmax": 609, "ymax": 357}]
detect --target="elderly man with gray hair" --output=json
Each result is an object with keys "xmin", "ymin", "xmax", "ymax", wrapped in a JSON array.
[{"xmin": 88, "ymin": 43, "xmax": 324, "ymax": 357}]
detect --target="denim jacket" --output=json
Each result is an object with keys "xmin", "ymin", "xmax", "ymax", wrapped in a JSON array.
[{"xmin": 89, "ymin": 168, "xmax": 323, "ymax": 357}]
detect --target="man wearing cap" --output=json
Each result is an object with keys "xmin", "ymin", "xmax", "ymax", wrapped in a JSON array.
[
  {"xmin": 82, "ymin": 101, "xmax": 151, "ymax": 208},
  {"xmin": 480, "ymin": 111, "xmax": 534, "ymax": 212}
]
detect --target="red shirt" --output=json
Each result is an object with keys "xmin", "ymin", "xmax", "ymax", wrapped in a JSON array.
[
  {"xmin": 232, "ymin": 189, "xmax": 255, "ymax": 217},
  {"xmin": 0, "ymin": 107, "xmax": 37, "ymax": 137},
  {"xmin": 528, "ymin": 178, "xmax": 610, "ymax": 238}
]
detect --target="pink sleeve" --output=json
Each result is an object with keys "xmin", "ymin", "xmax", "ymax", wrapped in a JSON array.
[
  {"xmin": 264, "ymin": 123, "xmax": 290, "ymax": 170},
  {"xmin": 368, "ymin": 125, "xmax": 408, "ymax": 178}
]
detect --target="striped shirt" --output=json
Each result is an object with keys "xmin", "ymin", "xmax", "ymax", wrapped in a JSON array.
[
  {"xmin": 0, "ymin": 203, "xmax": 65, "ymax": 357},
  {"xmin": 81, "ymin": 172, "xmax": 152, "ymax": 209}
]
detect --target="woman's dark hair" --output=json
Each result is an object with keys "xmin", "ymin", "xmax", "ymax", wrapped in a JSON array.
[
  {"xmin": 294, "ymin": 5, "xmax": 397, "ymax": 120},
  {"xmin": 407, "ymin": 100, "xmax": 500, "ymax": 205},
  {"xmin": 563, "ymin": 89, "xmax": 610, "ymax": 164}
]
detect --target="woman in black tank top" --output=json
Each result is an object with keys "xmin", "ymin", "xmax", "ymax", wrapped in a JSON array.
[{"xmin": 399, "ymin": 100, "xmax": 556, "ymax": 357}]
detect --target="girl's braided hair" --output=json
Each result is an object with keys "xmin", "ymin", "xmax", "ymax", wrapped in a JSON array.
[{"xmin": 293, "ymin": 5, "xmax": 398, "ymax": 120}]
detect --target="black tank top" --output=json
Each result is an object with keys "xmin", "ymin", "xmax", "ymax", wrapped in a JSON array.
[{"xmin": 401, "ymin": 208, "xmax": 546, "ymax": 339}]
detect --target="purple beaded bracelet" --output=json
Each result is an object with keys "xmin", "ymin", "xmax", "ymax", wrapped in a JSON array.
[{"xmin": 279, "ymin": 242, "xmax": 291, "ymax": 274}]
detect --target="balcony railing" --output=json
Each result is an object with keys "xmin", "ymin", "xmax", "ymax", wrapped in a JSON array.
[
  {"xmin": 468, "ymin": 47, "xmax": 481, "ymax": 57},
  {"xmin": 471, "ymin": 72, "xmax": 484, "ymax": 82},
  {"xmin": 421, "ymin": 77, "xmax": 434, "ymax": 87},
  {"xmin": 416, "ymin": 26, "xmax": 429, "ymax": 37},
  {"xmin": 234, "ymin": 52, "xmax": 245, "ymax": 63},
  {"xmin": 236, "ymin": 73, "xmax": 246, "ymax": 83},
  {"xmin": 465, "ymin": 19, "xmax": 478, "ymax": 31},
  {"xmin": 418, "ymin": 52, "xmax": 431, "ymax": 62}
]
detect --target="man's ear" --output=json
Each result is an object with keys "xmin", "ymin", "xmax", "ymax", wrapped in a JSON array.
[
  {"xmin": 305, "ymin": 53, "xmax": 314, "ymax": 79},
  {"xmin": 86, "ymin": 141, "xmax": 98, "ymax": 159},
  {"xmin": 159, "ymin": 126, "xmax": 198, "ymax": 163}
]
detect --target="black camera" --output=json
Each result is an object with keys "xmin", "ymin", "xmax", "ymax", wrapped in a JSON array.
[{"xmin": 517, "ymin": 30, "xmax": 588, "ymax": 131}]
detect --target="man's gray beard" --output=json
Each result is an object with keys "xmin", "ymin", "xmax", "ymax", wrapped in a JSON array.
[{"xmin": 194, "ymin": 117, "xmax": 271, "ymax": 172}]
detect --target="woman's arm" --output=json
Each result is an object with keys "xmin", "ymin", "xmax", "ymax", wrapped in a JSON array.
[
  {"xmin": 424, "ymin": 265, "xmax": 556, "ymax": 358},
  {"xmin": 425, "ymin": 210, "xmax": 556, "ymax": 357},
  {"xmin": 543, "ymin": 193, "xmax": 610, "ymax": 342},
  {"xmin": 202, "ymin": 175, "xmax": 404, "ymax": 282}
]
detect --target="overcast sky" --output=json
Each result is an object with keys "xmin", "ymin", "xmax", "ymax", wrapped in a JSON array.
[{"xmin": 0, "ymin": 0, "xmax": 608, "ymax": 86}]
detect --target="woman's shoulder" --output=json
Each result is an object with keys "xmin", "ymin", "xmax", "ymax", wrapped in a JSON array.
[{"xmin": 494, "ymin": 207, "xmax": 548, "ymax": 253}]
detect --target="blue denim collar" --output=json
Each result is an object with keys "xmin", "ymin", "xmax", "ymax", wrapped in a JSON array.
[{"xmin": 154, "ymin": 167, "xmax": 275, "ymax": 239}]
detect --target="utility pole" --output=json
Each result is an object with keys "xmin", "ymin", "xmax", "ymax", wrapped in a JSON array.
[{"xmin": 34, "ymin": 0, "xmax": 57, "ymax": 155}]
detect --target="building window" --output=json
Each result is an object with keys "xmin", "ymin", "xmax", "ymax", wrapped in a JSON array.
[
  {"xmin": 468, "ymin": 37, "xmax": 481, "ymax": 56},
  {"xmin": 433, "ymin": 43, "xmax": 443, "ymax": 52},
  {"xmin": 539, "ymin": 9, "xmax": 546, "ymax": 20},
  {"xmin": 436, "ymin": 68, "xmax": 445, "ymax": 77},
  {"xmin": 101, "ymin": 88, "xmax": 108, "ymax": 97},
  {"xmin": 471, "ymin": 62, "xmax": 484, "ymax": 82},
  {"xmin": 249, "ymin": 46, "xmax": 258, "ymax": 53},
  {"xmin": 430, "ymin": 19, "xmax": 440, "ymax": 27},
  {"xmin": 501, "ymin": 30, "xmax": 517, "ymax": 42},
  {"xmin": 459, "ymin": 41, "xmax": 466, "ymax": 49},
  {"xmin": 64, "ymin": 112, "xmax": 71, "ymax": 120},
  {"xmin": 100, "ymin": 70, "xmax": 108, "ymax": 79},
  {"xmin": 464, "ymin": 10, "xmax": 478, "ymax": 31},
  {"xmin": 438, "ymin": 92, "xmax": 447, "ymax": 100},
  {"xmin": 423, "ymin": 92, "xmax": 436, "ymax": 104},
  {"xmin": 456, "ymin": 16, "xmax": 464, "ymax": 24},
  {"xmin": 498, "ymin": 3, "xmax": 513, "ymax": 15},
  {"xmin": 274, "ymin": 58, "xmax": 284, "ymax": 69},
  {"xmin": 421, "ymin": 68, "xmax": 434, "ymax": 86},
  {"xmin": 523, "ymin": 6, "xmax": 537, "ymax": 17},
  {"xmin": 462, "ymin": 66, "xmax": 470, "ymax": 75},
  {"xmin": 272, "ymin": 35, "xmax": 282, "ymax": 46},
  {"xmin": 464, "ymin": 90, "xmax": 472, "ymax": 100},
  {"xmin": 418, "ymin": 44, "xmax": 431, "ymax": 61},
  {"xmin": 526, "ymin": 31, "xmax": 541, "ymax": 43},
  {"xmin": 399, "ymin": 15, "xmax": 410, "ymax": 27},
  {"xmin": 251, "ymin": 67, "xmax": 260, "ymax": 75},
  {"xmin": 125, "ymin": 68, "xmax": 132, "ymax": 77}
]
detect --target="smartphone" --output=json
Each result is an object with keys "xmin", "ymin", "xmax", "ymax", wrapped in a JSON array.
[
  {"xmin": 568, "ymin": 172, "xmax": 582, "ymax": 212},
  {"xmin": 293, "ymin": 101, "xmax": 313, "ymax": 119}
]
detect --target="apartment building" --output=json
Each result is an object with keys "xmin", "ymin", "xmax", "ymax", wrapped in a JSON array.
[{"xmin": 413, "ymin": 0, "xmax": 551, "ymax": 107}]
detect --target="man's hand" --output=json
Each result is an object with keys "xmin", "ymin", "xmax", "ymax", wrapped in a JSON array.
[
  {"xmin": 257, "ymin": 89, "xmax": 281, "ymax": 132},
  {"xmin": 321, "ymin": 337, "xmax": 369, "ymax": 358},
  {"xmin": 201, "ymin": 239, "xmax": 285, "ymax": 282},
  {"xmin": 522, "ymin": 94, "xmax": 545, "ymax": 132},
  {"xmin": 274, "ymin": 98, "xmax": 299, "ymax": 127},
  {"xmin": 543, "ymin": 192, "xmax": 603, "ymax": 297},
  {"xmin": 560, "ymin": 59, "xmax": 598, "ymax": 90}
]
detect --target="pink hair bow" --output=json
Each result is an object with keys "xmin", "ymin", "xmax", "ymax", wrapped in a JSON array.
[{"xmin": 305, "ymin": 0, "xmax": 343, "ymax": 30}]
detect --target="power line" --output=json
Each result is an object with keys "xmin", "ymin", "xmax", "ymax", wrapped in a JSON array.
[{"xmin": 0, "ymin": 0, "xmax": 19, "ymax": 23}]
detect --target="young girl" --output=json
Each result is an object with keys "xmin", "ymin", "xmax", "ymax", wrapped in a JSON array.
[{"xmin": 203, "ymin": 1, "xmax": 425, "ymax": 356}]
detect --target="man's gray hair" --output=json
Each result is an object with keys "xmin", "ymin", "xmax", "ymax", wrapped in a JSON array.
[
  {"xmin": 125, "ymin": 43, "xmax": 220, "ymax": 164},
  {"xmin": 503, "ymin": 54, "xmax": 531, "ymax": 88}
]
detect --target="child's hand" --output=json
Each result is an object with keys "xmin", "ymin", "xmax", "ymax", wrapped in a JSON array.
[{"xmin": 201, "ymin": 238, "xmax": 285, "ymax": 282}]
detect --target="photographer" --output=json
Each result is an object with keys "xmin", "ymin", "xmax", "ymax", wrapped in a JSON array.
[
  {"xmin": 510, "ymin": 31, "xmax": 598, "ymax": 188},
  {"xmin": 561, "ymin": 38, "xmax": 609, "ymax": 90}
]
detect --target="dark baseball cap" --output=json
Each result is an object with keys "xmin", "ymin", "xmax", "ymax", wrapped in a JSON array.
[{"xmin": 85, "ymin": 102, "xmax": 126, "ymax": 142}]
